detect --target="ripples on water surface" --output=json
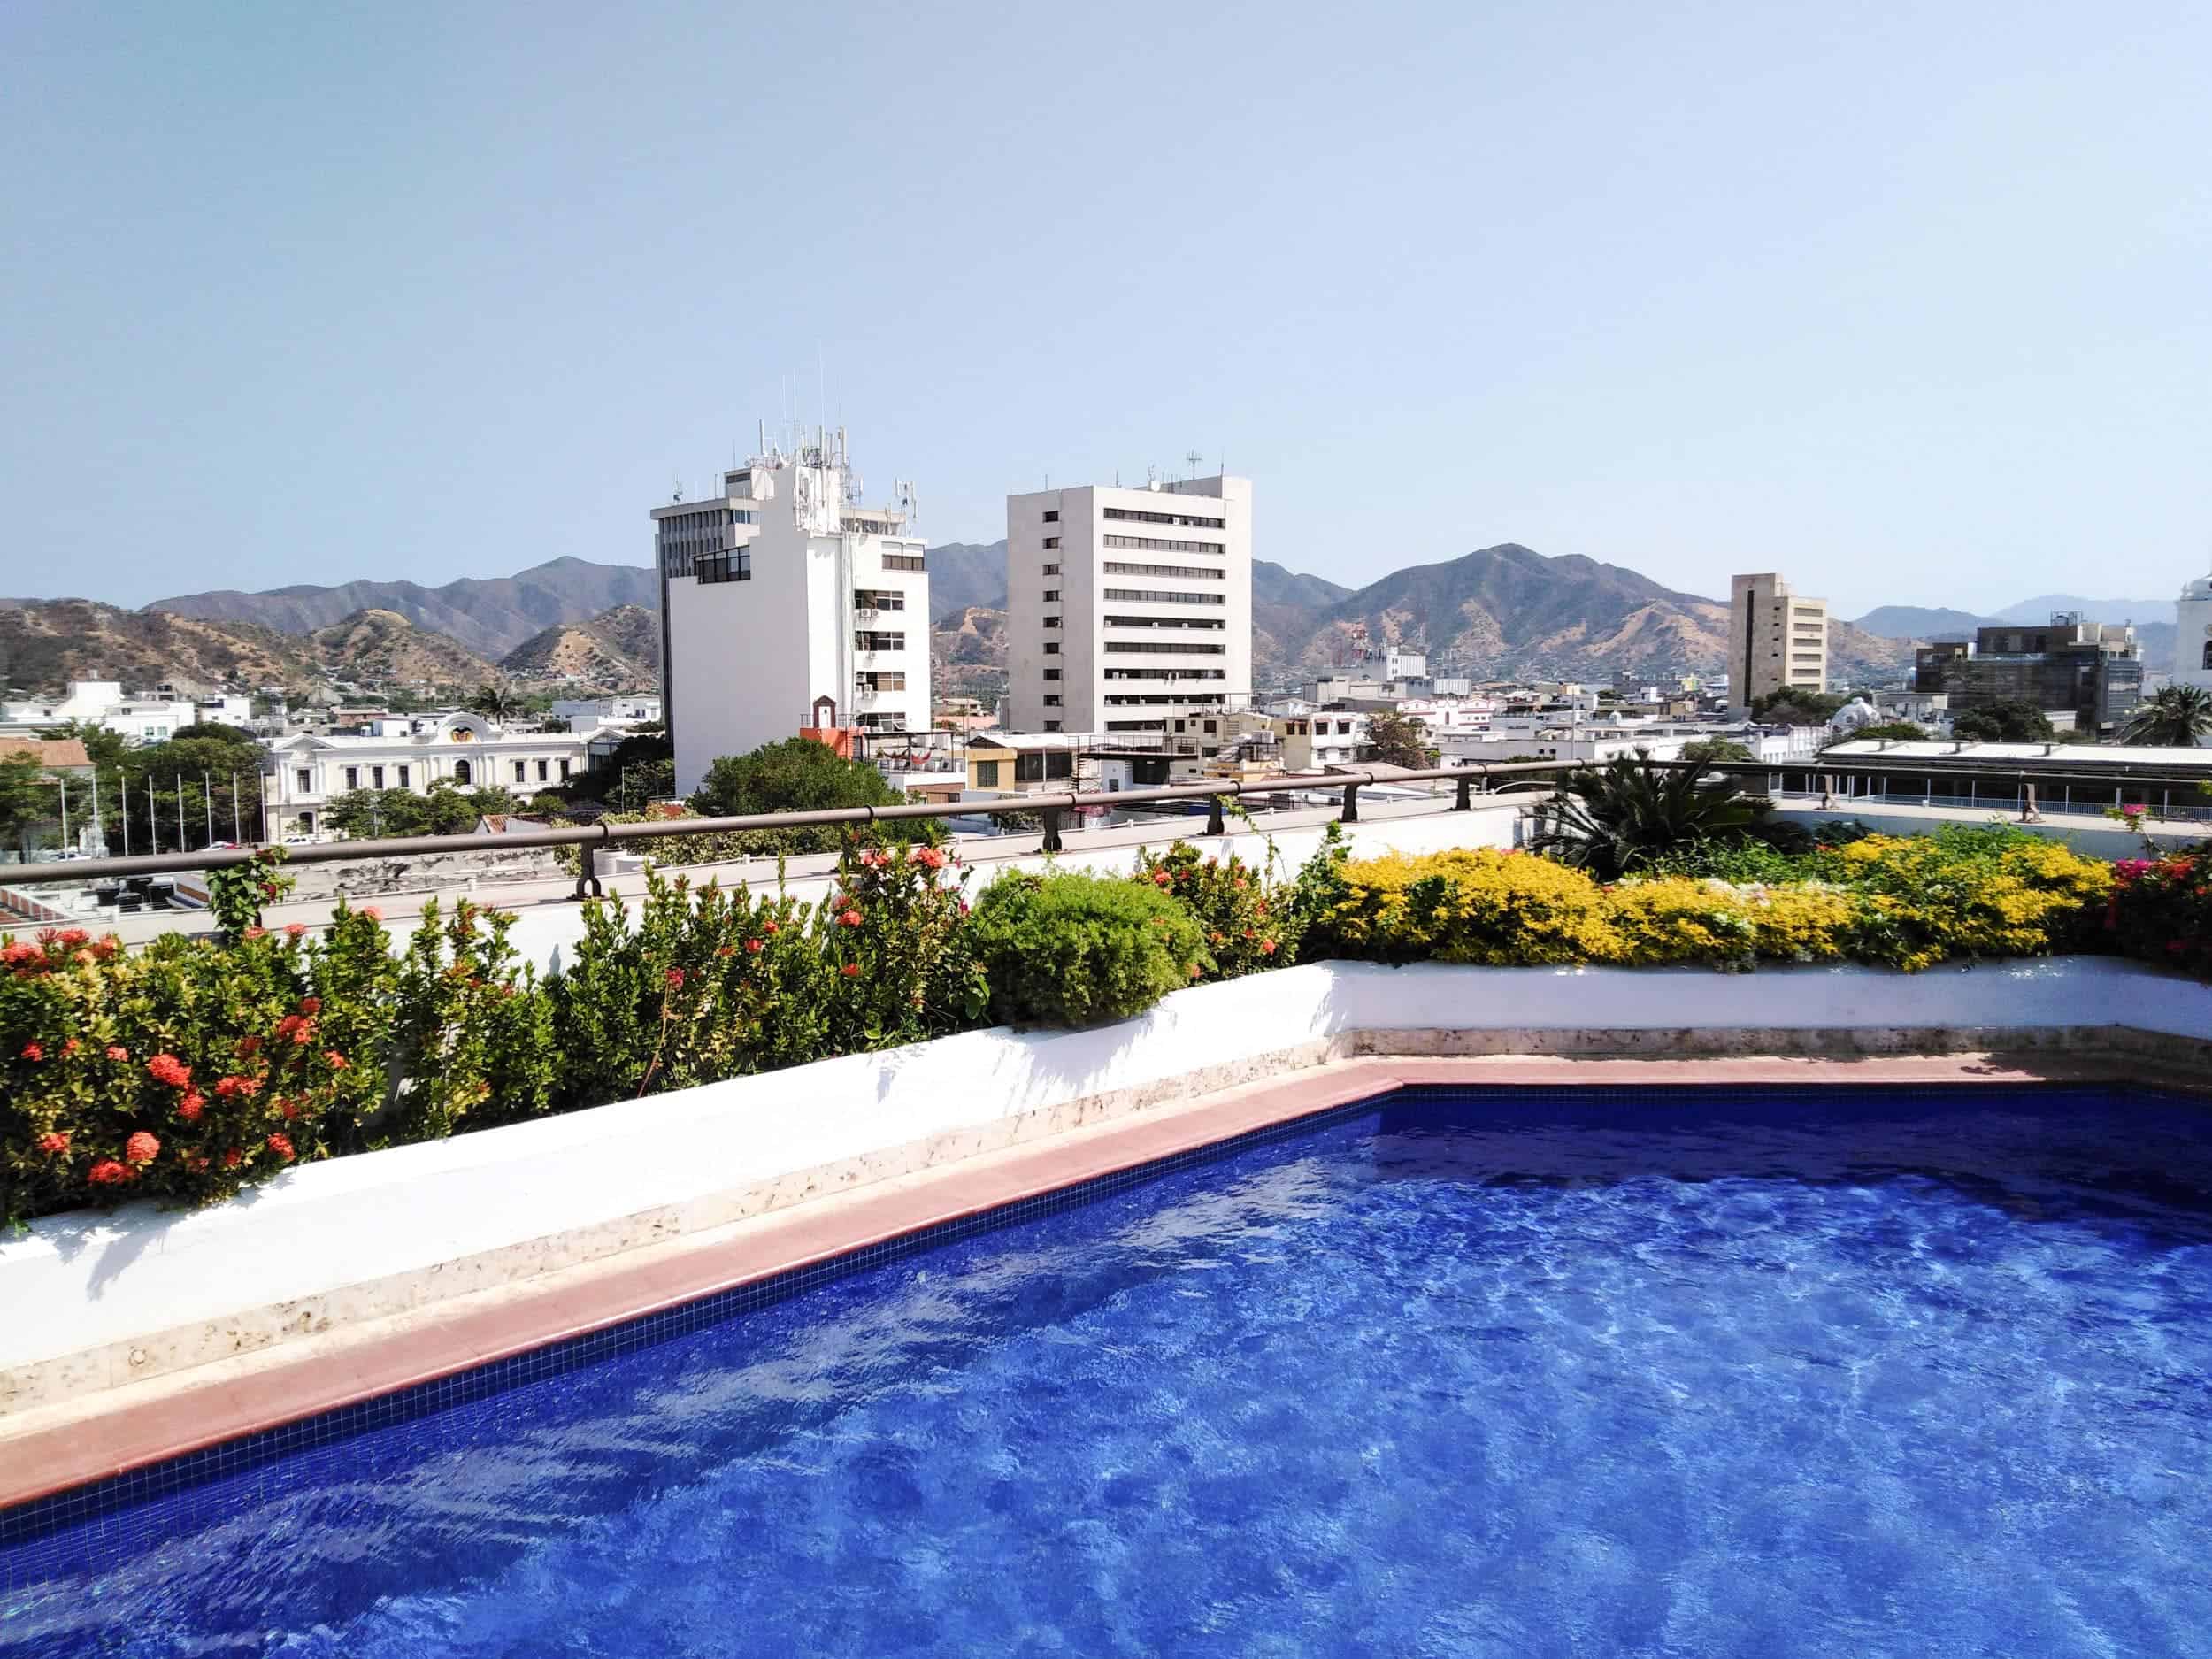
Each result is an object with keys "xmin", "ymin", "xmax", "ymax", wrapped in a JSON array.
[{"xmin": 4, "ymin": 1084, "xmax": 2209, "ymax": 1657}]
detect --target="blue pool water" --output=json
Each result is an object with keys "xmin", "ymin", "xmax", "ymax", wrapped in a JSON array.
[{"xmin": 5, "ymin": 1084, "xmax": 2211, "ymax": 1657}]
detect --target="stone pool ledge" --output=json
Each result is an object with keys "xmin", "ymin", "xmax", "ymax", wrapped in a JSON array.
[{"xmin": 2, "ymin": 959, "xmax": 2206, "ymax": 1510}]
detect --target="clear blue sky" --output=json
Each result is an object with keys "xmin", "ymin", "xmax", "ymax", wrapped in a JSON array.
[{"xmin": 4, "ymin": 1, "xmax": 2208, "ymax": 617}]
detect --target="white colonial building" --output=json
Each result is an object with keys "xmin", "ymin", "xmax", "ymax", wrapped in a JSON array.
[
  {"xmin": 260, "ymin": 713, "xmax": 591, "ymax": 840},
  {"xmin": 659, "ymin": 430, "xmax": 933, "ymax": 795}
]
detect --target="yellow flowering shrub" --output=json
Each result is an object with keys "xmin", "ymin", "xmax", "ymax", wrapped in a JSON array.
[
  {"xmin": 1816, "ymin": 832, "xmax": 2110, "ymax": 971},
  {"xmin": 1317, "ymin": 849, "xmax": 1623, "ymax": 965},
  {"xmin": 1734, "ymin": 885, "xmax": 1856, "ymax": 963},
  {"xmin": 1602, "ymin": 879, "xmax": 1758, "ymax": 965}
]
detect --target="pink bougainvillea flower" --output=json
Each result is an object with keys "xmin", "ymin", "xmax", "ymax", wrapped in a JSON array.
[{"xmin": 125, "ymin": 1132, "xmax": 160, "ymax": 1165}]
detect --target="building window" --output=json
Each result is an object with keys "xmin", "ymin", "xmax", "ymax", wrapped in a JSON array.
[
  {"xmin": 1043, "ymin": 642, "xmax": 1060, "ymax": 654},
  {"xmin": 1104, "ymin": 561, "xmax": 1222, "ymax": 580},
  {"xmin": 513, "ymin": 761, "xmax": 527, "ymax": 783},
  {"xmin": 861, "ymin": 671, "xmax": 907, "ymax": 691},
  {"xmin": 536, "ymin": 760, "xmax": 549, "ymax": 782},
  {"xmin": 1042, "ymin": 563, "xmax": 1060, "ymax": 575},
  {"xmin": 560, "ymin": 758, "xmax": 572, "ymax": 780},
  {"xmin": 855, "ymin": 589, "xmax": 906, "ymax": 611},
  {"xmin": 1042, "ymin": 616, "xmax": 1061, "ymax": 628},
  {"xmin": 1042, "ymin": 721, "xmax": 1062, "ymax": 733},
  {"xmin": 882, "ymin": 554, "xmax": 926, "ymax": 572},
  {"xmin": 344, "ymin": 766, "xmax": 359, "ymax": 791},
  {"xmin": 1042, "ymin": 510, "xmax": 1058, "ymax": 523},
  {"xmin": 1043, "ymin": 695, "xmax": 1062, "ymax": 707},
  {"xmin": 1102, "ymin": 589, "xmax": 1226, "ymax": 606},
  {"xmin": 1043, "ymin": 668, "xmax": 1062, "ymax": 680},
  {"xmin": 1102, "ymin": 534, "xmax": 1225, "ymax": 555},
  {"xmin": 454, "ymin": 759, "xmax": 472, "ymax": 786},
  {"xmin": 974, "ymin": 760, "xmax": 1001, "ymax": 787},
  {"xmin": 295, "ymin": 768, "xmax": 311, "ymax": 793},
  {"xmin": 1042, "ymin": 590, "xmax": 1060, "ymax": 603},
  {"xmin": 1043, "ymin": 536, "xmax": 1060, "ymax": 549},
  {"xmin": 695, "ymin": 549, "xmax": 751, "ymax": 583},
  {"xmin": 397, "ymin": 765, "xmax": 410, "ymax": 789},
  {"xmin": 371, "ymin": 765, "xmax": 385, "ymax": 789},
  {"xmin": 854, "ymin": 632, "xmax": 907, "ymax": 651},
  {"xmin": 1103, "ymin": 506, "xmax": 1225, "ymax": 529}
]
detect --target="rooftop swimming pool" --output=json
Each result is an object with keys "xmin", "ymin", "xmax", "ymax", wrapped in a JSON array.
[{"xmin": 4, "ymin": 1082, "xmax": 2209, "ymax": 1656}]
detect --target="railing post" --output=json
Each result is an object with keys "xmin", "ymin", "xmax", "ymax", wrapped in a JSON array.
[
  {"xmin": 1454, "ymin": 774, "xmax": 1472, "ymax": 811},
  {"xmin": 572, "ymin": 838, "xmax": 603, "ymax": 901},
  {"xmin": 1340, "ymin": 780, "xmax": 1361, "ymax": 824},
  {"xmin": 2020, "ymin": 781, "xmax": 2041, "ymax": 824},
  {"xmin": 1040, "ymin": 807, "xmax": 1064, "ymax": 853},
  {"xmin": 1205, "ymin": 795, "xmax": 1226, "ymax": 836}
]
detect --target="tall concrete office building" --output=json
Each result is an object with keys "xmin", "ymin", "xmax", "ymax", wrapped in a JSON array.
[
  {"xmin": 1003, "ymin": 473, "xmax": 1252, "ymax": 735},
  {"xmin": 657, "ymin": 430, "xmax": 931, "ymax": 795},
  {"xmin": 1725, "ymin": 572, "xmax": 1829, "ymax": 712},
  {"xmin": 2178, "ymin": 562, "xmax": 2212, "ymax": 693}
]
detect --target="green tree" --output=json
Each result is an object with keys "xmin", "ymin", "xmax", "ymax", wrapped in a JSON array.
[
  {"xmin": 2120, "ymin": 685, "xmax": 2212, "ymax": 748},
  {"xmin": 467, "ymin": 683, "xmax": 515, "ymax": 723},
  {"xmin": 0, "ymin": 750, "xmax": 58, "ymax": 856},
  {"xmin": 326, "ymin": 782, "xmax": 518, "ymax": 840},
  {"xmin": 1362, "ymin": 710, "xmax": 1435, "ymax": 768},
  {"xmin": 1827, "ymin": 720, "xmax": 1930, "ymax": 744},
  {"xmin": 1530, "ymin": 754, "xmax": 1809, "ymax": 881},
  {"xmin": 58, "ymin": 719, "xmax": 129, "ymax": 771},
  {"xmin": 96, "ymin": 724, "xmax": 269, "ymax": 853},
  {"xmin": 1749, "ymin": 688, "xmax": 1848, "ymax": 725},
  {"xmin": 561, "ymin": 731, "xmax": 672, "ymax": 807},
  {"xmin": 688, "ymin": 736, "xmax": 918, "ymax": 855},
  {"xmin": 1951, "ymin": 701, "xmax": 2056, "ymax": 743},
  {"xmin": 1678, "ymin": 738, "xmax": 1755, "ymax": 764}
]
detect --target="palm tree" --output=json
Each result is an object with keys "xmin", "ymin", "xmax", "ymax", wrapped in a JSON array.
[
  {"xmin": 2121, "ymin": 685, "xmax": 2212, "ymax": 748},
  {"xmin": 1529, "ymin": 753, "xmax": 1803, "ymax": 880},
  {"xmin": 467, "ymin": 682, "xmax": 514, "ymax": 724}
]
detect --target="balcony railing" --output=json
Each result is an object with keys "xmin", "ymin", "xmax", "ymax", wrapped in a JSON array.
[{"xmin": 28, "ymin": 753, "xmax": 2205, "ymax": 903}]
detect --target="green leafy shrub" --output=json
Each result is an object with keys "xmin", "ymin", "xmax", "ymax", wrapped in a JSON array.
[
  {"xmin": 1133, "ymin": 841, "xmax": 1299, "ymax": 980},
  {"xmin": 1812, "ymin": 827, "xmax": 2109, "ymax": 970},
  {"xmin": 818, "ymin": 843, "xmax": 988, "ymax": 1050},
  {"xmin": 550, "ymin": 869, "xmax": 832, "ymax": 1107},
  {"xmin": 386, "ymin": 900, "xmax": 557, "ymax": 1139},
  {"xmin": 969, "ymin": 872, "xmax": 1209, "ymax": 1027},
  {"xmin": 206, "ymin": 846, "xmax": 295, "ymax": 941}
]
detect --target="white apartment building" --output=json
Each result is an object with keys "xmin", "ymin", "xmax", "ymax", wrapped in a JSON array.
[
  {"xmin": 550, "ymin": 695, "xmax": 662, "ymax": 738},
  {"xmin": 1725, "ymin": 573, "xmax": 1829, "ymax": 711},
  {"xmin": 1004, "ymin": 473, "xmax": 1252, "ymax": 738},
  {"xmin": 261, "ymin": 714, "xmax": 591, "ymax": 839},
  {"xmin": 660, "ymin": 431, "xmax": 931, "ymax": 795}
]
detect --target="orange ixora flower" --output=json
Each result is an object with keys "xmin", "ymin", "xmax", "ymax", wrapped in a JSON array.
[
  {"xmin": 178, "ymin": 1093, "xmax": 205, "ymax": 1122},
  {"xmin": 146, "ymin": 1053, "xmax": 191, "ymax": 1088},
  {"xmin": 87, "ymin": 1159, "xmax": 132, "ymax": 1185},
  {"xmin": 36, "ymin": 1131, "xmax": 69, "ymax": 1155},
  {"xmin": 841, "ymin": 962, "xmax": 861, "ymax": 978},
  {"xmin": 265, "ymin": 1133, "xmax": 296, "ymax": 1162},
  {"xmin": 124, "ymin": 1132, "xmax": 160, "ymax": 1165}
]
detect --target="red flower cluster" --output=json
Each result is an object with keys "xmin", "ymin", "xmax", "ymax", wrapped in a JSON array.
[
  {"xmin": 36, "ymin": 1131, "xmax": 69, "ymax": 1155},
  {"xmin": 213, "ymin": 1075, "xmax": 261, "ymax": 1099},
  {"xmin": 837, "ymin": 910, "xmax": 864, "ymax": 927},
  {"xmin": 665, "ymin": 967, "xmax": 687, "ymax": 989},
  {"xmin": 88, "ymin": 1160, "xmax": 131, "ymax": 1186},
  {"xmin": 266, "ymin": 1133, "xmax": 296, "ymax": 1162},
  {"xmin": 20, "ymin": 1041, "xmax": 42, "ymax": 1062},
  {"xmin": 146, "ymin": 1053, "xmax": 191, "ymax": 1088},
  {"xmin": 178, "ymin": 1092, "xmax": 205, "ymax": 1123},
  {"xmin": 125, "ymin": 1132, "xmax": 160, "ymax": 1165}
]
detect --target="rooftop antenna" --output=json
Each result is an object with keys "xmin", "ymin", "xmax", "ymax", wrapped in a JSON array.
[
  {"xmin": 671, "ymin": 474, "xmax": 684, "ymax": 504},
  {"xmin": 1185, "ymin": 449, "xmax": 1204, "ymax": 480}
]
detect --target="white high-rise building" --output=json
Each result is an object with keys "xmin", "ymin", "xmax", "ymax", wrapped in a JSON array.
[
  {"xmin": 1004, "ymin": 474, "xmax": 1252, "ymax": 736},
  {"xmin": 659, "ymin": 431, "xmax": 932, "ymax": 795},
  {"xmin": 2177, "ymin": 561, "xmax": 2212, "ymax": 693}
]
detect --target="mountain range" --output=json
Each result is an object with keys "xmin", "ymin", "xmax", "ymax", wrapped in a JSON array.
[{"xmin": 4, "ymin": 549, "xmax": 2185, "ymax": 701}]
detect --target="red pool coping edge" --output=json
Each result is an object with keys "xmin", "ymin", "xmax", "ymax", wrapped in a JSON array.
[{"xmin": 0, "ymin": 1051, "xmax": 2174, "ymax": 1515}]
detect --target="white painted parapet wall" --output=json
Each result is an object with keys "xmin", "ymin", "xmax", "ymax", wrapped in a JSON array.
[{"xmin": 3, "ymin": 959, "xmax": 2206, "ymax": 1410}]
